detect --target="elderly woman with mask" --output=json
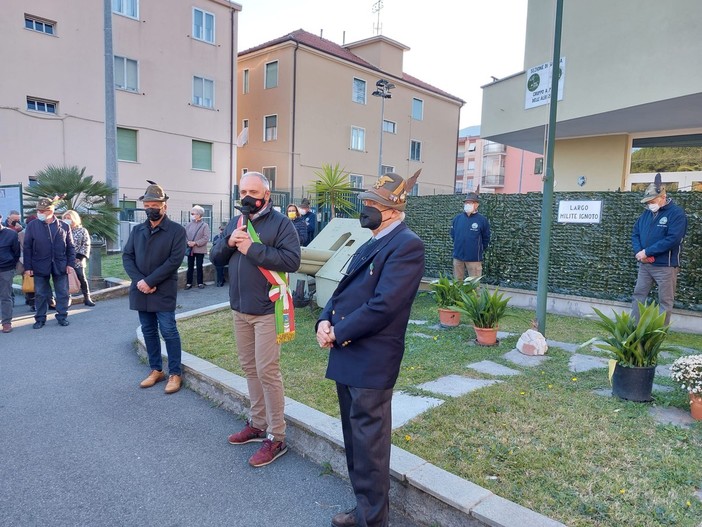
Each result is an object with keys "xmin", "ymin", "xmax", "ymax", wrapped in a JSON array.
[
  {"xmin": 185, "ymin": 205, "xmax": 211, "ymax": 289},
  {"xmin": 62, "ymin": 210, "xmax": 95, "ymax": 306}
]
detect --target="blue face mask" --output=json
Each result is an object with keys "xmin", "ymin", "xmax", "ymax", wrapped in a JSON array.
[{"xmin": 37, "ymin": 213, "xmax": 47, "ymax": 222}]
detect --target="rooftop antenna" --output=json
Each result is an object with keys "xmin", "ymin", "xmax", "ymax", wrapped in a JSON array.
[{"xmin": 372, "ymin": 0, "xmax": 383, "ymax": 35}]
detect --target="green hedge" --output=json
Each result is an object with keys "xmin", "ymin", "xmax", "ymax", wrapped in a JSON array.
[{"xmin": 404, "ymin": 192, "xmax": 701, "ymax": 312}]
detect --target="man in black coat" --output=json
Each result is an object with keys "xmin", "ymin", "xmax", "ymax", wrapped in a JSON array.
[
  {"xmin": 316, "ymin": 172, "xmax": 425, "ymax": 527},
  {"xmin": 123, "ymin": 182, "xmax": 187, "ymax": 394},
  {"xmin": 23, "ymin": 197, "xmax": 75, "ymax": 329}
]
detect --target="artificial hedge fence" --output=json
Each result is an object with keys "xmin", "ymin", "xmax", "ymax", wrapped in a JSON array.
[{"xmin": 404, "ymin": 191, "xmax": 701, "ymax": 312}]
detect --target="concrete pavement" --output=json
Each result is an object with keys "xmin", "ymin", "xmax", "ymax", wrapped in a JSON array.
[{"xmin": 0, "ymin": 286, "xmax": 419, "ymax": 527}]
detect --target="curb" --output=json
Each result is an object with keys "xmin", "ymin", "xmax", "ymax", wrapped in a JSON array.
[{"xmin": 136, "ymin": 303, "xmax": 566, "ymax": 527}]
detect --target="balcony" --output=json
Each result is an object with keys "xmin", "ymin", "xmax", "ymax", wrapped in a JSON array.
[
  {"xmin": 481, "ymin": 168, "xmax": 505, "ymax": 187},
  {"xmin": 482, "ymin": 143, "xmax": 507, "ymax": 154}
]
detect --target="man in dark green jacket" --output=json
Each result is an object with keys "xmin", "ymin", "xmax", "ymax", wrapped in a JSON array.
[{"xmin": 123, "ymin": 182, "xmax": 187, "ymax": 394}]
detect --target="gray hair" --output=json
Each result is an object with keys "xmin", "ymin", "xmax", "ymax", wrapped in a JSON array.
[
  {"xmin": 241, "ymin": 171, "xmax": 270, "ymax": 190},
  {"xmin": 191, "ymin": 205, "xmax": 205, "ymax": 216}
]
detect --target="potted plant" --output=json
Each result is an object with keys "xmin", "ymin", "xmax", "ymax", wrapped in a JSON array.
[
  {"xmin": 670, "ymin": 354, "xmax": 702, "ymax": 420},
  {"xmin": 593, "ymin": 301, "xmax": 671, "ymax": 402},
  {"xmin": 428, "ymin": 274, "xmax": 481, "ymax": 327},
  {"xmin": 454, "ymin": 286, "xmax": 510, "ymax": 345}
]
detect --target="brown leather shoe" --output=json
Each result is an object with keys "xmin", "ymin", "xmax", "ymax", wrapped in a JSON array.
[
  {"xmin": 140, "ymin": 370, "xmax": 166, "ymax": 388},
  {"xmin": 164, "ymin": 374, "xmax": 182, "ymax": 394},
  {"xmin": 2, "ymin": 323, "xmax": 11, "ymax": 333},
  {"xmin": 331, "ymin": 508, "xmax": 357, "ymax": 527}
]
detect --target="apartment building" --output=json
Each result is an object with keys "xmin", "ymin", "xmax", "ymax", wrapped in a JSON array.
[
  {"xmin": 236, "ymin": 30, "xmax": 464, "ymax": 199},
  {"xmin": 1, "ymin": 0, "xmax": 241, "ymax": 221},
  {"xmin": 480, "ymin": 0, "xmax": 702, "ymax": 191},
  {"xmin": 456, "ymin": 127, "xmax": 542, "ymax": 194}
]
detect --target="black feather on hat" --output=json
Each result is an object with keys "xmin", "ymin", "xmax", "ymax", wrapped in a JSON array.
[{"xmin": 641, "ymin": 173, "xmax": 664, "ymax": 203}]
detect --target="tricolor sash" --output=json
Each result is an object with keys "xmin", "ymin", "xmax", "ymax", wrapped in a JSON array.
[{"xmin": 237, "ymin": 216, "xmax": 295, "ymax": 343}]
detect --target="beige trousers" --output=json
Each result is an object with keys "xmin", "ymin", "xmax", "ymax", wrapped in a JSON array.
[
  {"xmin": 453, "ymin": 259, "xmax": 482, "ymax": 281},
  {"xmin": 232, "ymin": 310, "xmax": 286, "ymax": 441}
]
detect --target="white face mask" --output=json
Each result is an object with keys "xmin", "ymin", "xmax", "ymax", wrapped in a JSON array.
[
  {"xmin": 63, "ymin": 218, "xmax": 73, "ymax": 225},
  {"xmin": 647, "ymin": 203, "xmax": 660, "ymax": 213},
  {"xmin": 37, "ymin": 213, "xmax": 47, "ymax": 222},
  {"xmin": 190, "ymin": 214, "xmax": 197, "ymax": 220},
  {"xmin": 464, "ymin": 204, "xmax": 474, "ymax": 214},
  {"xmin": 299, "ymin": 208, "xmax": 309, "ymax": 215}
]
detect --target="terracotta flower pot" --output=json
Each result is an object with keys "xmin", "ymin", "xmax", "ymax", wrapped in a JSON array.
[
  {"xmin": 474, "ymin": 326, "xmax": 498, "ymax": 346},
  {"xmin": 690, "ymin": 393, "xmax": 702, "ymax": 421},
  {"xmin": 438, "ymin": 308, "xmax": 460, "ymax": 328}
]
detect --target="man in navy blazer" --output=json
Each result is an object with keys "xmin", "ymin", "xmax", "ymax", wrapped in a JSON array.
[{"xmin": 317, "ymin": 172, "xmax": 425, "ymax": 527}]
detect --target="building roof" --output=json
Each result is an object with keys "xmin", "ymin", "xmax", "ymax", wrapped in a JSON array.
[{"xmin": 239, "ymin": 29, "xmax": 464, "ymax": 104}]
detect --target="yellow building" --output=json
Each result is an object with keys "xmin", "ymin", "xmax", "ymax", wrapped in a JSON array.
[
  {"xmin": 1, "ymin": 0, "xmax": 241, "ymax": 220},
  {"xmin": 236, "ymin": 30, "xmax": 464, "ymax": 198},
  {"xmin": 480, "ymin": 0, "xmax": 702, "ymax": 192}
]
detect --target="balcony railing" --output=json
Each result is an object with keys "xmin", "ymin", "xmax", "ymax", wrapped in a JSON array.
[
  {"xmin": 481, "ymin": 175, "xmax": 505, "ymax": 187},
  {"xmin": 482, "ymin": 143, "xmax": 507, "ymax": 154}
]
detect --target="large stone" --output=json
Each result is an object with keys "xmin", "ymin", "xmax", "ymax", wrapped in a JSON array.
[{"xmin": 517, "ymin": 329, "xmax": 548, "ymax": 356}]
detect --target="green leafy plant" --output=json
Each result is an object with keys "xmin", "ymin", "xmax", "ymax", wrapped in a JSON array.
[
  {"xmin": 593, "ymin": 302, "xmax": 671, "ymax": 367},
  {"xmin": 428, "ymin": 274, "xmax": 481, "ymax": 309},
  {"xmin": 454, "ymin": 286, "xmax": 510, "ymax": 328},
  {"xmin": 311, "ymin": 163, "xmax": 357, "ymax": 218},
  {"xmin": 23, "ymin": 165, "xmax": 120, "ymax": 241}
]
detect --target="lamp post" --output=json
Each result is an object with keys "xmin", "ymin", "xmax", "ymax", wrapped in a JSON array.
[{"xmin": 372, "ymin": 79, "xmax": 395, "ymax": 175}]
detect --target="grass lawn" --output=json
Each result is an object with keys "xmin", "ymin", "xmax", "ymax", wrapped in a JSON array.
[{"xmin": 178, "ymin": 293, "xmax": 702, "ymax": 527}]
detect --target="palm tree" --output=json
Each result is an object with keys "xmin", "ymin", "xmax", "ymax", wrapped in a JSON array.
[
  {"xmin": 311, "ymin": 163, "xmax": 357, "ymax": 218},
  {"xmin": 23, "ymin": 165, "xmax": 120, "ymax": 241}
]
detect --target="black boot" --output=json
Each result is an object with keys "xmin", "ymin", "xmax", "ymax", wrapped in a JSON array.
[{"xmin": 82, "ymin": 284, "xmax": 96, "ymax": 306}]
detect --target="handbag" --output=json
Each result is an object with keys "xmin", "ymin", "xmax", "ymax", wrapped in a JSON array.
[
  {"xmin": 22, "ymin": 274, "xmax": 35, "ymax": 294},
  {"xmin": 67, "ymin": 266, "xmax": 81, "ymax": 294}
]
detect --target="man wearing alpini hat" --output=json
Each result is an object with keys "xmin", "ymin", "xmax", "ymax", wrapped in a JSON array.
[
  {"xmin": 123, "ymin": 182, "xmax": 187, "ymax": 394},
  {"xmin": 316, "ymin": 171, "xmax": 425, "ymax": 527},
  {"xmin": 23, "ymin": 196, "xmax": 75, "ymax": 328},
  {"xmin": 450, "ymin": 190, "xmax": 490, "ymax": 280},
  {"xmin": 631, "ymin": 173, "xmax": 687, "ymax": 325}
]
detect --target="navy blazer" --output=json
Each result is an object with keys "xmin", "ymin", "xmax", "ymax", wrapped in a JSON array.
[{"xmin": 319, "ymin": 222, "xmax": 425, "ymax": 389}]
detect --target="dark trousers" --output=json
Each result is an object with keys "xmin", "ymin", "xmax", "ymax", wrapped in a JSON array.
[
  {"xmin": 215, "ymin": 265, "xmax": 225, "ymax": 286},
  {"xmin": 75, "ymin": 263, "xmax": 91, "ymax": 296},
  {"xmin": 138, "ymin": 311, "xmax": 182, "ymax": 376},
  {"xmin": 186, "ymin": 253, "xmax": 204, "ymax": 285},
  {"xmin": 336, "ymin": 383, "xmax": 393, "ymax": 527},
  {"xmin": 35, "ymin": 273, "xmax": 69, "ymax": 323}
]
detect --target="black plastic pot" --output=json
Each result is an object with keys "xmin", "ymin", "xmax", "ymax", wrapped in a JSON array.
[{"xmin": 611, "ymin": 363, "xmax": 656, "ymax": 402}]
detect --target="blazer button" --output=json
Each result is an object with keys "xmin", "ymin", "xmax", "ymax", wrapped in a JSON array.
[
  {"xmin": 332, "ymin": 310, "xmax": 335, "ymax": 315},
  {"xmin": 341, "ymin": 316, "xmax": 345, "ymax": 320}
]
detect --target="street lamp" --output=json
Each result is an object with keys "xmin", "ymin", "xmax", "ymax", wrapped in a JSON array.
[{"xmin": 372, "ymin": 79, "xmax": 395, "ymax": 175}]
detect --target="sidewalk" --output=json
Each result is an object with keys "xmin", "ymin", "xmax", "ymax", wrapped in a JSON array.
[{"xmin": 0, "ymin": 285, "xmax": 419, "ymax": 527}]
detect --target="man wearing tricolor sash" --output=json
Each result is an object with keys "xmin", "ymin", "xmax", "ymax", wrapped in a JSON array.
[{"xmin": 210, "ymin": 172, "xmax": 301, "ymax": 467}]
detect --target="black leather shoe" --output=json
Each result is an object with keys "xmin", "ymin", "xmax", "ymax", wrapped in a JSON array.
[
  {"xmin": 57, "ymin": 319, "xmax": 70, "ymax": 327},
  {"xmin": 84, "ymin": 298, "xmax": 96, "ymax": 307},
  {"xmin": 331, "ymin": 508, "xmax": 357, "ymax": 527},
  {"xmin": 197, "ymin": 284, "xmax": 205, "ymax": 289},
  {"xmin": 185, "ymin": 284, "xmax": 192, "ymax": 290},
  {"xmin": 33, "ymin": 321, "xmax": 45, "ymax": 329}
]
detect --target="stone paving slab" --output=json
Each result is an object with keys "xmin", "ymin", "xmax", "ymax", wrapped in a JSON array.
[
  {"xmin": 545, "ymin": 339, "xmax": 580, "ymax": 353},
  {"xmin": 409, "ymin": 332, "xmax": 435, "ymax": 339},
  {"xmin": 408, "ymin": 319, "xmax": 428, "ymax": 326},
  {"xmin": 593, "ymin": 383, "xmax": 674, "ymax": 399},
  {"xmin": 503, "ymin": 349, "xmax": 549, "ymax": 367},
  {"xmin": 391, "ymin": 391, "xmax": 444, "ymax": 429},
  {"xmin": 568, "ymin": 353, "xmax": 609, "ymax": 373},
  {"xmin": 497, "ymin": 331, "xmax": 515, "ymax": 340},
  {"xmin": 649, "ymin": 406, "xmax": 698, "ymax": 427},
  {"xmin": 417, "ymin": 375, "xmax": 501, "ymax": 398},
  {"xmin": 466, "ymin": 360, "xmax": 521, "ymax": 377},
  {"xmin": 669, "ymin": 345, "xmax": 701, "ymax": 356},
  {"xmin": 656, "ymin": 364, "xmax": 672, "ymax": 378}
]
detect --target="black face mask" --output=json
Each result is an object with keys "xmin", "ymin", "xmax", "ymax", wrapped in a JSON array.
[
  {"xmin": 145, "ymin": 207, "xmax": 163, "ymax": 222},
  {"xmin": 359, "ymin": 206, "xmax": 384, "ymax": 230},
  {"xmin": 241, "ymin": 195, "xmax": 266, "ymax": 214}
]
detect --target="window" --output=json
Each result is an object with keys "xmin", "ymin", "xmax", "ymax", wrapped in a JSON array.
[
  {"xmin": 411, "ymin": 98, "xmax": 424, "ymax": 120},
  {"xmin": 382, "ymin": 120, "xmax": 396, "ymax": 134},
  {"xmin": 192, "ymin": 8, "xmax": 215, "ymax": 43},
  {"xmin": 349, "ymin": 174, "xmax": 363, "ymax": 189},
  {"xmin": 350, "ymin": 127, "xmax": 365, "ymax": 151},
  {"xmin": 410, "ymin": 140, "xmax": 422, "ymax": 161},
  {"xmin": 112, "ymin": 0, "xmax": 138, "ymax": 18},
  {"xmin": 264, "ymin": 61, "xmax": 278, "ymax": 89},
  {"xmin": 25, "ymin": 15, "xmax": 55, "ymax": 35},
  {"xmin": 468, "ymin": 142, "xmax": 477, "ymax": 152},
  {"xmin": 534, "ymin": 157, "xmax": 544, "ymax": 174},
  {"xmin": 243, "ymin": 69, "xmax": 249, "ymax": 94},
  {"xmin": 193, "ymin": 76, "xmax": 214, "ymax": 108},
  {"xmin": 192, "ymin": 140, "xmax": 212, "ymax": 170},
  {"xmin": 114, "ymin": 56, "xmax": 138, "ymax": 92},
  {"xmin": 27, "ymin": 97, "xmax": 57, "ymax": 114},
  {"xmin": 264, "ymin": 115, "xmax": 277, "ymax": 142},
  {"xmin": 117, "ymin": 128, "xmax": 137, "ymax": 162},
  {"xmin": 262, "ymin": 167, "xmax": 276, "ymax": 189},
  {"xmin": 381, "ymin": 165, "xmax": 394, "ymax": 174},
  {"xmin": 467, "ymin": 160, "xmax": 476, "ymax": 172},
  {"xmin": 352, "ymin": 78, "xmax": 366, "ymax": 104}
]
